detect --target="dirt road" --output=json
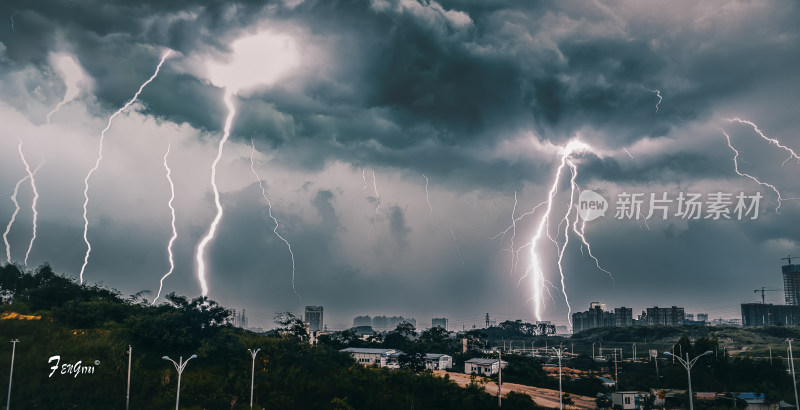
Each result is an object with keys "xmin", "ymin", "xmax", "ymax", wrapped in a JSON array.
[{"xmin": 433, "ymin": 370, "xmax": 596, "ymax": 409}]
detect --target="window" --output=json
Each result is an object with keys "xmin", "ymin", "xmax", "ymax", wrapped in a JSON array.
[{"xmin": 624, "ymin": 397, "xmax": 631, "ymax": 405}]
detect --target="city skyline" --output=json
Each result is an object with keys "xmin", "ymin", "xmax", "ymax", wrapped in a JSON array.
[{"xmin": 1, "ymin": 1, "xmax": 799, "ymax": 329}]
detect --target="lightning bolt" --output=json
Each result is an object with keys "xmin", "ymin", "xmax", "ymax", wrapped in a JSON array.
[
  {"xmin": 3, "ymin": 165, "xmax": 40, "ymax": 264},
  {"xmin": 10, "ymin": 13, "xmax": 15, "ymax": 32},
  {"xmin": 721, "ymin": 130, "xmax": 783, "ymax": 213},
  {"xmin": 645, "ymin": 88, "xmax": 662, "ymax": 113},
  {"xmin": 372, "ymin": 170, "xmax": 380, "ymax": 214},
  {"xmin": 195, "ymin": 89, "xmax": 236, "ymax": 297},
  {"xmin": 726, "ymin": 118, "xmax": 800, "ymax": 166},
  {"xmin": 79, "ymin": 50, "xmax": 172, "ymax": 284},
  {"xmin": 422, "ymin": 174, "xmax": 433, "ymax": 218},
  {"xmin": 153, "ymin": 138, "xmax": 177, "ymax": 304},
  {"xmin": 510, "ymin": 139, "xmax": 610, "ymax": 326},
  {"xmin": 623, "ymin": 147, "xmax": 634, "ymax": 159},
  {"xmin": 17, "ymin": 140, "xmax": 39, "ymax": 267},
  {"xmin": 362, "ymin": 169, "xmax": 368, "ymax": 190},
  {"xmin": 249, "ymin": 139, "xmax": 301, "ymax": 304},
  {"xmin": 450, "ymin": 227, "xmax": 464, "ymax": 265}
]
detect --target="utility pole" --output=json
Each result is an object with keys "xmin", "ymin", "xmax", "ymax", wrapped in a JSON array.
[
  {"xmin": 498, "ymin": 349, "xmax": 502, "ymax": 408},
  {"xmin": 6, "ymin": 339, "xmax": 19, "ymax": 410},
  {"xmin": 592, "ymin": 342, "xmax": 595, "ymax": 360},
  {"xmin": 632, "ymin": 343, "xmax": 636, "ymax": 362},
  {"xmin": 248, "ymin": 348, "xmax": 260, "ymax": 409},
  {"xmin": 126, "ymin": 345, "xmax": 132, "ymax": 410},
  {"xmin": 664, "ymin": 350, "xmax": 713, "ymax": 410},
  {"xmin": 614, "ymin": 348, "xmax": 619, "ymax": 391},
  {"xmin": 789, "ymin": 339, "xmax": 799, "ymax": 410},
  {"xmin": 552, "ymin": 346, "xmax": 566, "ymax": 410}
]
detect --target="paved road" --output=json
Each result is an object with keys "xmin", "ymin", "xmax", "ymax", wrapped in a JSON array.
[{"xmin": 433, "ymin": 370, "xmax": 596, "ymax": 409}]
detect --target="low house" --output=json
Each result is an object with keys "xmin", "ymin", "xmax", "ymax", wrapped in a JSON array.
[
  {"xmin": 340, "ymin": 348, "xmax": 397, "ymax": 367},
  {"xmin": 464, "ymin": 358, "xmax": 508, "ymax": 376},
  {"xmin": 424, "ymin": 353, "xmax": 453, "ymax": 370},
  {"xmin": 385, "ymin": 351, "xmax": 404, "ymax": 369},
  {"xmin": 611, "ymin": 391, "xmax": 648, "ymax": 410}
]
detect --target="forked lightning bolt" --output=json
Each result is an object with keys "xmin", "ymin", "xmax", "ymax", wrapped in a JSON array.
[
  {"xmin": 726, "ymin": 118, "xmax": 800, "ymax": 166},
  {"xmin": 79, "ymin": 50, "xmax": 172, "ymax": 284},
  {"xmin": 195, "ymin": 89, "xmax": 236, "ymax": 297},
  {"xmin": 721, "ymin": 130, "xmax": 783, "ymax": 213},
  {"xmin": 249, "ymin": 139, "xmax": 301, "ymax": 304},
  {"xmin": 17, "ymin": 140, "xmax": 39, "ymax": 266},
  {"xmin": 3, "ymin": 165, "xmax": 41, "ymax": 264},
  {"xmin": 498, "ymin": 139, "xmax": 611, "ymax": 325},
  {"xmin": 153, "ymin": 139, "xmax": 177, "ymax": 304}
]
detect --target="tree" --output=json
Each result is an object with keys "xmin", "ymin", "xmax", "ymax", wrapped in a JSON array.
[
  {"xmin": 562, "ymin": 393, "xmax": 574, "ymax": 408},
  {"xmin": 274, "ymin": 311, "xmax": 308, "ymax": 341}
]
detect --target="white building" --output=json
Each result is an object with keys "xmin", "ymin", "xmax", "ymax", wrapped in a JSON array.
[
  {"xmin": 611, "ymin": 391, "xmax": 648, "ymax": 410},
  {"xmin": 423, "ymin": 353, "xmax": 453, "ymax": 370},
  {"xmin": 340, "ymin": 347, "xmax": 398, "ymax": 367},
  {"xmin": 464, "ymin": 358, "xmax": 508, "ymax": 376}
]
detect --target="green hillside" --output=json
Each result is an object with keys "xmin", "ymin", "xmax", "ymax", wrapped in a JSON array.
[{"xmin": 0, "ymin": 263, "xmax": 537, "ymax": 409}]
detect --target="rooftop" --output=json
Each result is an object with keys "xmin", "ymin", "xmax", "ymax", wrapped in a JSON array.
[
  {"xmin": 340, "ymin": 348, "xmax": 396, "ymax": 355},
  {"xmin": 465, "ymin": 358, "xmax": 508, "ymax": 366}
]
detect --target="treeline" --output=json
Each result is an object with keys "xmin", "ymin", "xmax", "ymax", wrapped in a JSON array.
[{"xmin": 0, "ymin": 264, "xmax": 541, "ymax": 409}]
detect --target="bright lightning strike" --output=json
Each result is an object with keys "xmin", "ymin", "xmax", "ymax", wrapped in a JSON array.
[
  {"xmin": 511, "ymin": 139, "xmax": 610, "ymax": 325},
  {"xmin": 721, "ymin": 130, "xmax": 783, "ymax": 213},
  {"xmin": 79, "ymin": 50, "xmax": 172, "ymax": 284},
  {"xmin": 623, "ymin": 147, "xmax": 634, "ymax": 159},
  {"xmin": 249, "ymin": 139, "xmax": 301, "ymax": 304},
  {"xmin": 422, "ymin": 174, "xmax": 433, "ymax": 218},
  {"xmin": 372, "ymin": 170, "xmax": 380, "ymax": 214},
  {"xmin": 153, "ymin": 139, "xmax": 178, "ymax": 304},
  {"xmin": 3, "ymin": 165, "xmax": 40, "ymax": 264},
  {"xmin": 195, "ymin": 89, "xmax": 236, "ymax": 297},
  {"xmin": 645, "ymin": 88, "xmax": 662, "ymax": 113},
  {"xmin": 17, "ymin": 140, "xmax": 39, "ymax": 267},
  {"xmin": 726, "ymin": 118, "xmax": 800, "ymax": 166}
]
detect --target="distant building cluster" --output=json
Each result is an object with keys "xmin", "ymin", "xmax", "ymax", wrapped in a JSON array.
[
  {"xmin": 352, "ymin": 315, "xmax": 416, "ymax": 330},
  {"xmin": 572, "ymin": 302, "xmax": 710, "ymax": 333},
  {"xmin": 741, "ymin": 258, "xmax": 800, "ymax": 326}
]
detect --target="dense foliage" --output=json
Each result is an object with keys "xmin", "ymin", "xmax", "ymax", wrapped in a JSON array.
[{"xmin": 0, "ymin": 264, "xmax": 519, "ymax": 409}]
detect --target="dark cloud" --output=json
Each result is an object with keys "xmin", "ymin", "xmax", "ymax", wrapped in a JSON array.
[{"xmin": 1, "ymin": 0, "xmax": 799, "ymax": 327}]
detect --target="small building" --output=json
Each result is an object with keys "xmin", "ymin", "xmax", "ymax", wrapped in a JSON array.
[
  {"xmin": 611, "ymin": 391, "xmax": 647, "ymax": 410},
  {"xmin": 464, "ymin": 358, "xmax": 508, "ymax": 376},
  {"xmin": 385, "ymin": 351, "xmax": 404, "ymax": 369},
  {"xmin": 340, "ymin": 348, "xmax": 397, "ymax": 367},
  {"xmin": 423, "ymin": 353, "xmax": 453, "ymax": 370},
  {"xmin": 597, "ymin": 376, "xmax": 617, "ymax": 388},
  {"xmin": 737, "ymin": 393, "xmax": 774, "ymax": 410}
]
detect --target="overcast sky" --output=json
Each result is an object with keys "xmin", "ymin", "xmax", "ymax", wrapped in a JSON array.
[{"xmin": 1, "ymin": 0, "xmax": 799, "ymax": 330}]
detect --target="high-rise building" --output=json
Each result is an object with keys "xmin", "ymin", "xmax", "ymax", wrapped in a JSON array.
[
  {"xmin": 742, "ymin": 303, "xmax": 800, "ymax": 326},
  {"xmin": 614, "ymin": 307, "xmax": 633, "ymax": 327},
  {"xmin": 304, "ymin": 306, "xmax": 324, "ymax": 332},
  {"xmin": 697, "ymin": 313, "xmax": 709, "ymax": 322},
  {"xmin": 784, "ymin": 262, "xmax": 800, "ymax": 305},
  {"xmin": 642, "ymin": 306, "xmax": 685, "ymax": 326},
  {"xmin": 432, "ymin": 317, "xmax": 447, "ymax": 329}
]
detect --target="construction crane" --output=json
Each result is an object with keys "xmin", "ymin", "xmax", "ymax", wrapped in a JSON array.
[{"xmin": 754, "ymin": 287, "xmax": 780, "ymax": 304}]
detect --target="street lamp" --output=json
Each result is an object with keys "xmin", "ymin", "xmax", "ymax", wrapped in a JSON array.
[
  {"xmin": 248, "ymin": 348, "xmax": 261, "ymax": 409},
  {"xmin": 6, "ymin": 339, "xmax": 19, "ymax": 410},
  {"xmin": 552, "ymin": 346, "xmax": 567, "ymax": 410},
  {"xmin": 163, "ymin": 354, "xmax": 197, "ymax": 410},
  {"xmin": 663, "ymin": 350, "xmax": 713, "ymax": 410}
]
